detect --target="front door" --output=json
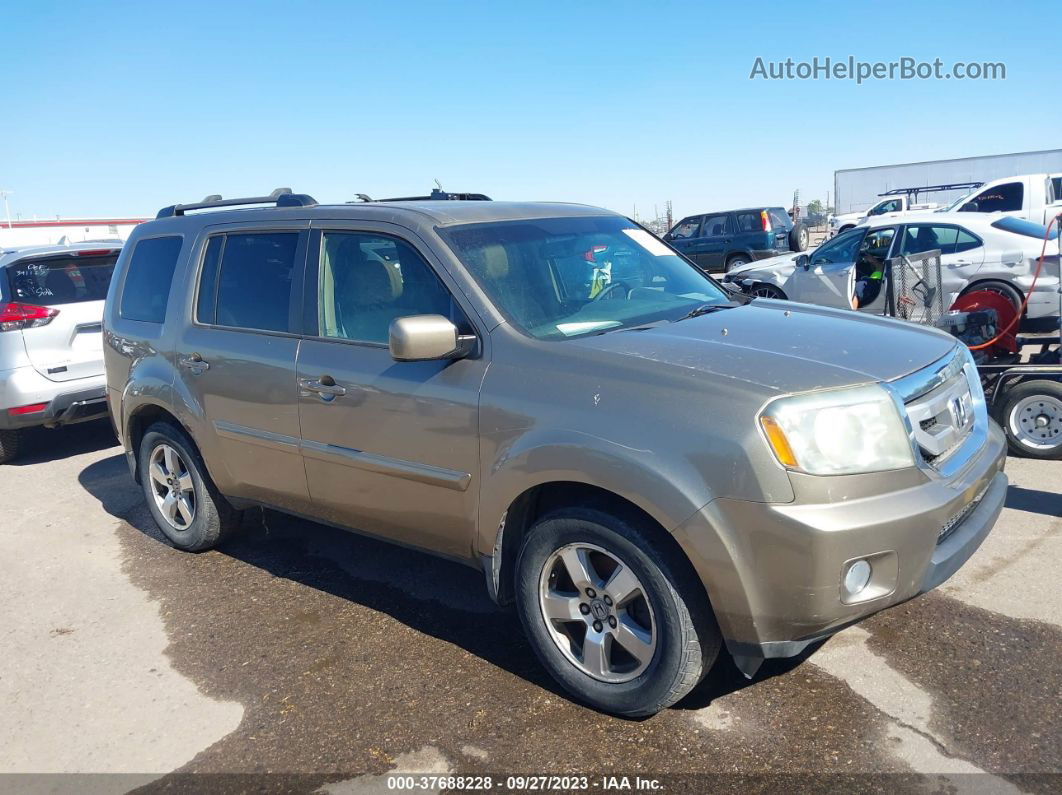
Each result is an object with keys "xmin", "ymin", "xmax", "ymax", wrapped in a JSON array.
[
  {"xmin": 176, "ymin": 225, "xmax": 311, "ymax": 512},
  {"xmin": 787, "ymin": 226, "xmax": 866, "ymax": 309},
  {"xmin": 295, "ymin": 226, "xmax": 486, "ymax": 559}
]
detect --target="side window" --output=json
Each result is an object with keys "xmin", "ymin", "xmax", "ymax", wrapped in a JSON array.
[
  {"xmin": 701, "ymin": 213, "xmax": 729, "ymax": 236},
  {"xmin": 318, "ymin": 232, "xmax": 455, "ymax": 344},
  {"xmin": 195, "ymin": 236, "xmax": 224, "ymax": 324},
  {"xmin": 870, "ymin": 198, "xmax": 902, "ymax": 216},
  {"xmin": 669, "ymin": 217, "xmax": 701, "ymax": 239},
  {"xmin": 767, "ymin": 208, "xmax": 791, "ymax": 229},
  {"xmin": 733, "ymin": 212, "xmax": 760, "ymax": 233},
  {"xmin": 857, "ymin": 228, "xmax": 896, "ymax": 275},
  {"xmin": 954, "ymin": 229, "xmax": 982, "ymax": 254},
  {"xmin": 966, "ymin": 182, "xmax": 1024, "ymax": 212},
  {"xmin": 901, "ymin": 225, "xmax": 958, "ymax": 256},
  {"xmin": 1051, "ymin": 177, "xmax": 1061, "ymax": 203},
  {"xmin": 119, "ymin": 236, "xmax": 183, "ymax": 323},
  {"xmin": 812, "ymin": 228, "xmax": 865, "ymax": 265},
  {"xmin": 214, "ymin": 232, "xmax": 299, "ymax": 333}
]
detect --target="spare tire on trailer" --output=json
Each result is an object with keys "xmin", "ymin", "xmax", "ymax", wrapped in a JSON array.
[
  {"xmin": 997, "ymin": 379, "xmax": 1062, "ymax": 459},
  {"xmin": 789, "ymin": 222, "xmax": 809, "ymax": 252}
]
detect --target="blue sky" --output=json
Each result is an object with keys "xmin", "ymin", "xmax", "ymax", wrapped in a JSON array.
[{"xmin": 4, "ymin": 0, "xmax": 1058, "ymax": 222}]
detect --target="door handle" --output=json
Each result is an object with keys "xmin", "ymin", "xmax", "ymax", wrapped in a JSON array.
[
  {"xmin": 178, "ymin": 353, "xmax": 210, "ymax": 371},
  {"xmin": 299, "ymin": 377, "xmax": 347, "ymax": 398}
]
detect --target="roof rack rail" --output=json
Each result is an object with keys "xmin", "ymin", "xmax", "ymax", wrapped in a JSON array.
[
  {"xmin": 156, "ymin": 188, "xmax": 317, "ymax": 219},
  {"xmin": 878, "ymin": 182, "xmax": 983, "ymax": 200},
  {"xmin": 350, "ymin": 188, "xmax": 492, "ymax": 203}
]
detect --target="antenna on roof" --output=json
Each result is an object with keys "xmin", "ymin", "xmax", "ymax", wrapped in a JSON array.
[{"xmin": 434, "ymin": 179, "xmax": 443, "ymax": 191}]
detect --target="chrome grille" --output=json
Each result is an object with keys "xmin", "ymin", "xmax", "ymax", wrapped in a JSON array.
[{"xmin": 891, "ymin": 349, "xmax": 978, "ymax": 470}]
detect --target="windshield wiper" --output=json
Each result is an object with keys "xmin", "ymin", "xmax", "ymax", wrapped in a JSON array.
[{"xmin": 676, "ymin": 303, "xmax": 734, "ymax": 321}]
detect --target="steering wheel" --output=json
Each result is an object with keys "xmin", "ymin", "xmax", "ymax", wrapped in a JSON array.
[{"xmin": 592, "ymin": 281, "xmax": 631, "ymax": 302}]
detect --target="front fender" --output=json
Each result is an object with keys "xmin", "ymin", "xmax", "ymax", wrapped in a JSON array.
[{"xmin": 476, "ymin": 427, "xmax": 717, "ymax": 558}]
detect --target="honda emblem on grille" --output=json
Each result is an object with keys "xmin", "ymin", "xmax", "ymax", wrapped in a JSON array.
[{"xmin": 951, "ymin": 395, "xmax": 970, "ymax": 428}]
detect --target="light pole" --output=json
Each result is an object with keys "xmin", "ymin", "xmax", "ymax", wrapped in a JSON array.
[{"xmin": 0, "ymin": 190, "xmax": 12, "ymax": 228}]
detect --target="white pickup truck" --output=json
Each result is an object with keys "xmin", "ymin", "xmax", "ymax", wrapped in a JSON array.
[
  {"xmin": 829, "ymin": 194, "xmax": 938, "ymax": 235},
  {"xmin": 942, "ymin": 173, "xmax": 1062, "ymax": 226}
]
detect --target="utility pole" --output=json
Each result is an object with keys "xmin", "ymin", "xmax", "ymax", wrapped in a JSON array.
[
  {"xmin": 0, "ymin": 190, "xmax": 12, "ymax": 228},
  {"xmin": 665, "ymin": 200, "xmax": 672, "ymax": 231}
]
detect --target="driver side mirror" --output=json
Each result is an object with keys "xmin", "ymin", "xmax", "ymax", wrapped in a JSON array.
[
  {"xmin": 389, "ymin": 315, "xmax": 471, "ymax": 362},
  {"xmin": 960, "ymin": 201, "xmax": 979, "ymax": 213},
  {"xmin": 796, "ymin": 253, "xmax": 810, "ymax": 270}
]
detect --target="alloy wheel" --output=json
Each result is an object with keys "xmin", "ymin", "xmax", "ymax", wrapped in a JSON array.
[
  {"xmin": 538, "ymin": 543, "xmax": 657, "ymax": 683},
  {"xmin": 148, "ymin": 444, "xmax": 196, "ymax": 530}
]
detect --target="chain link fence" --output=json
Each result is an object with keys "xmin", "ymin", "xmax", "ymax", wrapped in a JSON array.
[{"xmin": 886, "ymin": 248, "xmax": 945, "ymax": 325}]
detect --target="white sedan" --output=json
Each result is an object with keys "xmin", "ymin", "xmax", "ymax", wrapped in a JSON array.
[{"xmin": 722, "ymin": 212, "xmax": 1060, "ymax": 319}]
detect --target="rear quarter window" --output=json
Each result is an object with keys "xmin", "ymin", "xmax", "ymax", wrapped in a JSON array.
[
  {"xmin": 119, "ymin": 236, "xmax": 183, "ymax": 323},
  {"xmin": 7, "ymin": 254, "xmax": 117, "ymax": 305}
]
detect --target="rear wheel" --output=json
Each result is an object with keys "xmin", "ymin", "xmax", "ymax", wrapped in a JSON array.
[
  {"xmin": 138, "ymin": 422, "xmax": 242, "ymax": 550},
  {"xmin": 515, "ymin": 507, "xmax": 721, "ymax": 717},
  {"xmin": 999, "ymin": 380, "xmax": 1062, "ymax": 459},
  {"xmin": 0, "ymin": 429, "xmax": 22, "ymax": 464},
  {"xmin": 962, "ymin": 280, "xmax": 1023, "ymax": 316},
  {"xmin": 725, "ymin": 255, "xmax": 750, "ymax": 273},
  {"xmin": 789, "ymin": 223, "xmax": 809, "ymax": 252}
]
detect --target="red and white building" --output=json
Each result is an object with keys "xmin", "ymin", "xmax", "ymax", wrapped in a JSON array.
[{"xmin": 0, "ymin": 217, "xmax": 147, "ymax": 249}]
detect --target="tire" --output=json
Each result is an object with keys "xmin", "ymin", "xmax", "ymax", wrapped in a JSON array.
[
  {"xmin": 789, "ymin": 223, "xmax": 809, "ymax": 252},
  {"xmin": 998, "ymin": 380, "xmax": 1062, "ymax": 459},
  {"xmin": 725, "ymin": 255, "xmax": 750, "ymax": 273},
  {"xmin": 962, "ymin": 280, "xmax": 1023, "ymax": 316},
  {"xmin": 138, "ymin": 422, "xmax": 242, "ymax": 551},
  {"xmin": 0, "ymin": 429, "xmax": 22, "ymax": 464},
  {"xmin": 749, "ymin": 284, "xmax": 787, "ymax": 300},
  {"xmin": 515, "ymin": 507, "xmax": 721, "ymax": 717}
]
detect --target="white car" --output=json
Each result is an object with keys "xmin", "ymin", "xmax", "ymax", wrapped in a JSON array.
[
  {"xmin": 723, "ymin": 212, "xmax": 1060, "ymax": 319},
  {"xmin": 829, "ymin": 195, "xmax": 939, "ymax": 235},
  {"xmin": 0, "ymin": 240, "xmax": 121, "ymax": 463}
]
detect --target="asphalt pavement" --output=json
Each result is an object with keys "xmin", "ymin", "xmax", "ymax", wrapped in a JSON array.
[{"xmin": 0, "ymin": 420, "xmax": 1058, "ymax": 794}]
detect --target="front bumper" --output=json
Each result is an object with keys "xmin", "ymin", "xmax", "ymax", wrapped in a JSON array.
[
  {"xmin": 0, "ymin": 366, "xmax": 108, "ymax": 430},
  {"xmin": 673, "ymin": 420, "xmax": 1008, "ymax": 672}
]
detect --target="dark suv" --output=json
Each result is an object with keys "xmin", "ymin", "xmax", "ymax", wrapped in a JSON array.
[{"xmin": 663, "ymin": 206, "xmax": 808, "ymax": 272}]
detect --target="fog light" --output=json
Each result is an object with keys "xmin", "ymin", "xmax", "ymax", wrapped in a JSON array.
[{"xmin": 843, "ymin": 559, "xmax": 872, "ymax": 596}]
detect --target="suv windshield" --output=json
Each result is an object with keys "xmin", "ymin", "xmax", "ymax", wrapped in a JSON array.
[
  {"xmin": 441, "ymin": 216, "xmax": 731, "ymax": 339},
  {"xmin": 6, "ymin": 253, "xmax": 118, "ymax": 305}
]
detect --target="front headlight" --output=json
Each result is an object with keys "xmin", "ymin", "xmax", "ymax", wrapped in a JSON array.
[{"xmin": 759, "ymin": 385, "xmax": 915, "ymax": 475}]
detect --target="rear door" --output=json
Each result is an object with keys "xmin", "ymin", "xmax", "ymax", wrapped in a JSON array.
[
  {"xmin": 897, "ymin": 223, "xmax": 986, "ymax": 307},
  {"xmin": 696, "ymin": 213, "xmax": 731, "ymax": 269},
  {"xmin": 176, "ymin": 224, "xmax": 312, "ymax": 512},
  {"xmin": 5, "ymin": 249, "xmax": 119, "ymax": 381}
]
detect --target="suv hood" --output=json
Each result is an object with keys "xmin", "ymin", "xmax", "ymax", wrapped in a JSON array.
[{"xmin": 572, "ymin": 301, "xmax": 957, "ymax": 395}]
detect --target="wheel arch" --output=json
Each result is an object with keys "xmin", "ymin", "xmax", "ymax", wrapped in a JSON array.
[{"xmin": 488, "ymin": 481, "xmax": 712, "ymax": 614}]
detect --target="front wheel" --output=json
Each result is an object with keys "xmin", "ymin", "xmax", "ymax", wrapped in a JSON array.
[
  {"xmin": 999, "ymin": 380, "xmax": 1062, "ymax": 459},
  {"xmin": 749, "ymin": 284, "xmax": 787, "ymax": 300},
  {"xmin": 515, "ymin": 508, "xmax": 720, "ymax": 717}
]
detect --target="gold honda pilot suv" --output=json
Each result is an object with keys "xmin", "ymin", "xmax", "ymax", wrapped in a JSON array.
[{"xmin": 104, "ymin": 189, "xmax": 1007, "ymax": 716}]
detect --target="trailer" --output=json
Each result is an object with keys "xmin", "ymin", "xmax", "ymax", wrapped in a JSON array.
[
  {"xmin": 834, "ymin": 148, "xmax": 1062, "ymax": 216},
  {"xmin": 884, "ymin": 229, "xmax": 1062, "ymax": 459}
]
